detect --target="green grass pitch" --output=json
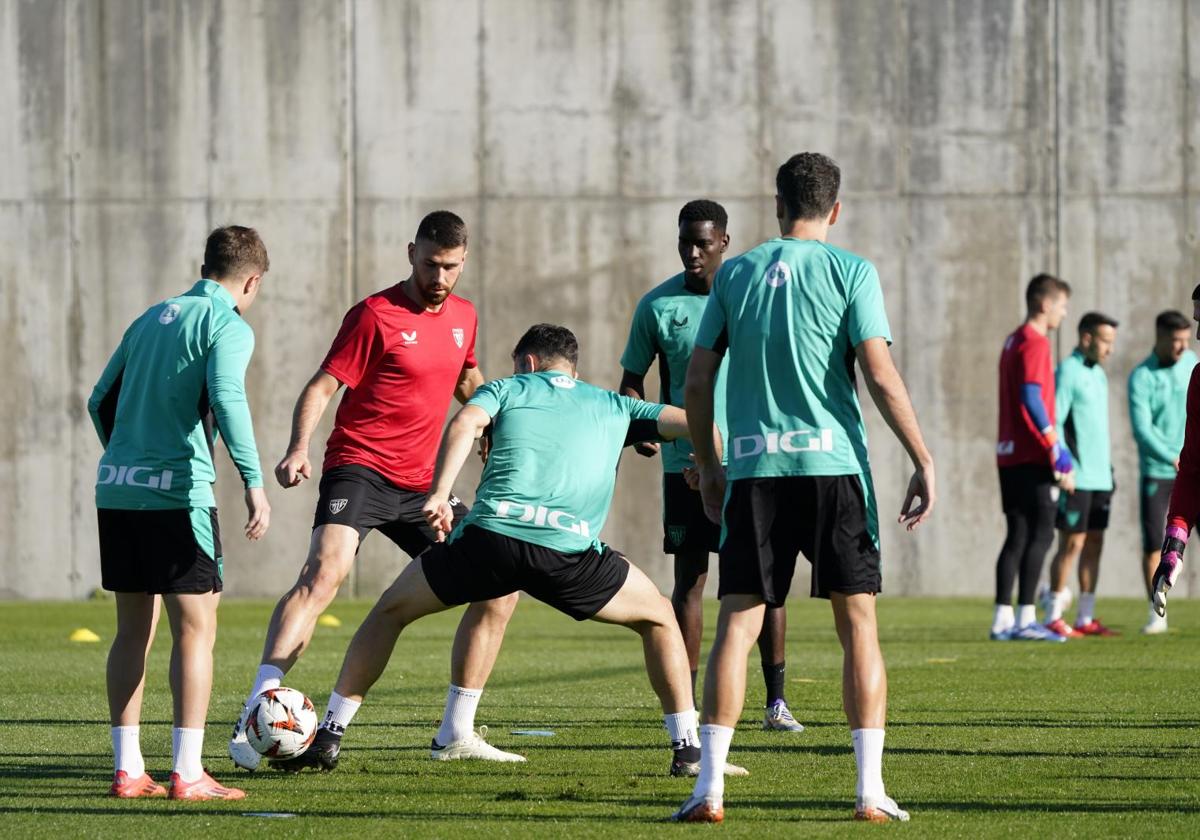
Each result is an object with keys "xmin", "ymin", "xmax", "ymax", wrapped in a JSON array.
[{"xmin": 1, "ymin": 597, "xmax": 1197, "ymax": 838}]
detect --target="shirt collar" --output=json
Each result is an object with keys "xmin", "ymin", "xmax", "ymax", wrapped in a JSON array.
[{"xmin": 191, "ymin": 279, "xmax": 239, "ymax": 312}]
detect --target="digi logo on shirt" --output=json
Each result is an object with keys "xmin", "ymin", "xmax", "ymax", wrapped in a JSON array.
[
  {"xmin": 97, "ymin": 464, "xmax": 174, "ymax": 490},
  {"xmin": 733, "ymin": 428, "xmax": 834, "ymax": 459},
  {"xmin": 495, "ymin": 500, "xmax": 592, "ymax": 537}
]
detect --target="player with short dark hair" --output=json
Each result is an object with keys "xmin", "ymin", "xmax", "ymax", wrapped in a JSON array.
[
  {"xmin": 991, "ymin": 273, "xmax": 1073, "ymax": 642},
  {"xmin": 89, "ymin": 225, "xmax": 271, "ymax": 801},
  {"xmin": 229, "ymin": 211, "xmax": 523, "ymax": 771},
  {"xmin": 619, "ymin": 199, "xmax": 801, "ymax": 737},
  {"xmin": 1152, "ymin": 287, "xmax": 1200, "ymax": 619},
  {"xmin": 291, "ymin": 324, "xmax": 714, "ymax": 782},
  {"xmin": 1130, "ymin": 309, "xmax": 1196, "ymax": 634},
  {"xmin": 673, "ymin": 152, "xmax": 935, "ymax": 824},
  {"xmin": 1042, "ymin": 312, "xmax": 1119, "ymax": 637}
]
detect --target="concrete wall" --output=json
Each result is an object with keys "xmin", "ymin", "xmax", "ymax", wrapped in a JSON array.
[{"xmin": 2, "ymin": 0, "xmax": 1197, "ymax": 601}]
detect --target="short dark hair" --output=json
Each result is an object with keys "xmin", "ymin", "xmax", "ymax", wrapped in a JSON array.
[
  {"xmin": 512, "ymin": 323, "xmax": 579, "ymax": 368},
  {"xmin": 1157, "ymin": 310, "xmax": 1191, "ymax": 333},
  {"xmin": 202, "ymin": 225, "xmax": 268, "ymax": 279},
  {"xmin": 1025, "ymin": 273, "xmax": 1071, "ymax": 310},
  {"xmin": 415, "ymin": 210, "xmax": 468, "ymax": 249},
  {"xmin": 1078, "ymin": 311, "xmax": 1118, "ymax": 335},
  {"xmin": 1192, "ymin": 284, "xmax": 1200, "ymax": 302},
  {"xmin": 678, "ymin": 199, "xmax": 728, "ymax": 230},
  {"xmin": 775, "ymin": 153, "xmax": 841, "ymax": 221}
]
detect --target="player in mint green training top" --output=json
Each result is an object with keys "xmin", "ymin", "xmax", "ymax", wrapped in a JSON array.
[
  {"xmin": 620, "ymin": 199, "xmax": 799, "ymax": 734},
  {"xmin": 1042, "ymin": 313, "xmax": 1119, "ymax": 638},
  {"xmin": 674, "ymin": 153, "xmax": 936, "ymax": 825},
  {"xmin": 304, "ymin": 324, "xmax": 719, "ymax": 786},
  {"xmin": 88, "ymin": 226, "xmax": 270, "ymax": 802},
  {"xmin": 1129, "ymin": 309, "xmax": 1197, "ymax": 633}
]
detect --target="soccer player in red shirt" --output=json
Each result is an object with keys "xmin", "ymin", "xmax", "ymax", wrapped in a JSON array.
[
  {"xmin": 992, "ymin": 274, "xmax": 1074, "ymax": 641},
  {"xmin": 229, "ymin": 211, "xmax": 522, "ymax": 770},
  {"xmin": 1152, "ymin": 287, "xmax": 1200, "ymax": 616}
]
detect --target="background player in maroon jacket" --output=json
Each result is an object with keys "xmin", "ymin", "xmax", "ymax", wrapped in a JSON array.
[
  {"xmin": 229, "ymin": 212, "xmax": 522, "ymax": 771},
  {"xmin": 1152, "ymin": 286, "xmax": 1200, "ymax": 618},
  {"xmin": 992, "ymin": 274, "xmax": 1074, "ymax": 642}
]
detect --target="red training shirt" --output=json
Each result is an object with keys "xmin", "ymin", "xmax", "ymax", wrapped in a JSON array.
[
  {"xmin": 1168, "ymin": 365, "xmax": 1200, "ymax": 532},
  {"xmin": 997, "ymin": 323, "xmax": 1054, "ymax": 468},
  {"xmin": 321, "ymin": 285, "xmax": 478, "ymax": 492}
]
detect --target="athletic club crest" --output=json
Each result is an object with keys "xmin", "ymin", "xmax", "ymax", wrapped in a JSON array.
[
  {"xmin": 452, "ymin": 327, "xmax": 464, "ymax": 348},
  {"xmin": 329, "ymin": 498, "xmax": 348, "ymax": 515},
  {"xmin": 668, "ymin": 525, "xmax": 687, "ymax": 547}
]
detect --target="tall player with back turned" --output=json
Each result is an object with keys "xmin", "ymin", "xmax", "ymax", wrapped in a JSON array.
[
  {"xmin": 230, "ymin": 212, "xmax": 523, "ymax": 771},
  {"xmin": 619, "ymin": 199, "xmax": 802, "ymax": 733}
]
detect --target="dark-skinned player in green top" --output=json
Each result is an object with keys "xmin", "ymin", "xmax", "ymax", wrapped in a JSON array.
[{"xmin": 619, "ymin": 199, "xmax": 801, "ymax": 733}]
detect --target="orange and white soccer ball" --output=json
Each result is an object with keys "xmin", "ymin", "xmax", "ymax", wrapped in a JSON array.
[{"xmin": 245, "ymin": 687, "xmax": 319, "ymax": 759}]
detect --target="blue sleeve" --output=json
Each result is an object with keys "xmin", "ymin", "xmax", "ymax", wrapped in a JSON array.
[
  {"xmin": 207, "ymin": 317, "xmax": 263, "ymax": 489},
  {"xmin": 1021, "ymin": 383, "xmax": 1052, "ymax": 433}
]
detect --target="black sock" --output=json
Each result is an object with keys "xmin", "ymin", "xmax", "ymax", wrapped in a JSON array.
[{"xmin": 763, "ymin": 661, "xmax": 786, "ymax": 704}]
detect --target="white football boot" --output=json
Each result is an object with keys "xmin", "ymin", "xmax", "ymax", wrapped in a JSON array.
[
  {"xmin": 855, "ymin": 794, "xmax": 911, "ymax": 822},
  {"xmin": 430, "ymin": 725, "xmax": 526, "ymax": 762}
]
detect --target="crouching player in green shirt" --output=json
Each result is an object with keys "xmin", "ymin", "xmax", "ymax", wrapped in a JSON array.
[
  {"xmin": 298, "ymin": 324, "xmax": 715, "ymax": 782},
  {"xmin": 1042, "ymin": 313, "xmax": 1119, "ymax": 637},
  {"xmin": 88, "ymin": 226, "xmax": 271, "ymax": 801}
]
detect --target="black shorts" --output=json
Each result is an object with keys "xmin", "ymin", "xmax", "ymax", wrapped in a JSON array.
[
  {"xmin": 422, "ymin": 525, "xmax": 630, "ymax": 620},
  {"xmin": 1140, "ymin": 476, "xmax": 1174, "ymax": 552},
  {"xmin": 663, "ymin": 473, "xmax": 721, "ymax": 555},
  {"xmin": 98, "ymin": 507, "xmax": 223, "ymax": 594},
  {"xmin": 998, "ymin": 463, "xmax": 1059, "ymax": 515},
  {"xmin": 314, "ymin": 465, "xmax": 468, "ymax": 558},
  {"xmin": 1057, "ymin": 488, "xmax": 1113, "ymax": 533},
  {"xmin": 718, "ymin": 475, "xmax": 881, "ymax": 604}
]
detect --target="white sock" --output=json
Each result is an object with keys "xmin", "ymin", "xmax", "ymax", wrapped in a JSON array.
[
  {"xmin": 1047, "ymin": 590, "xmax": 1066, "ymax": 622},
  {"xmin": 693, "ymin": 724, "xmax": 734, "ymax": 800},
  {"xmin": 436, "ymin": 684, "xmax": 482, "ymax": 746},
  {"xmin": 171, "ymin": 727, "xmax": 205, "ymax": 783},
  {"xmin": 322, "ymin": 691, "xmax": 362, "ymax": 735},
  {"xmin": 991, "ymin": 604, "xmax": 1014, "ymax": 633},
  {"xmin": 246, "ymin": 664, "xmax": 284, "ymax": 708},
  {"xmin": 664, "ymin": 709, "xmax": 700, "ymax": 749},
  {"xmin": 1077, "ymin": 592, "xmax": 1096, "ymax": 626},
  {"xmin": 112, "ymin": 726, "xmax": 145, "ymax": 777},
  {"xmin": 1016, "ymin": 603, "xmax": 1037, "ymax": 628},
  {"xmin": 852, "ymin": 728, "xmax": 886, "ymax": 801}
]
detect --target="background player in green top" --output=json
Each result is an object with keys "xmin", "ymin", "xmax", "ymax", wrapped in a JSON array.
[
  {"xmin": 87, "ymin": 226, "xmax": 271, "ymax": 801},
  {"xmin": 292, "ymin": 324, "xmax": 719, "ymax": 783},
  {"xmin": 619, "ymin": 199, "xmax": 801, "ymax": 733},
  {"xmin": 1129, "ymin": 309, "xmax": 1197, "ymax": 634},
  {"xmin": 674, "ymin": 153, "xmax": 936, "ymax": 824},
  {"xmin": 1042, "ymin": 313, "xmax": 1119, "ymax": 638}
]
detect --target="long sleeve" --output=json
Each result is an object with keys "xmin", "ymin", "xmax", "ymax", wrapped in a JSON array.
[
  {"xmin": 87, "ymin": 337, "xmax": 128, "ymax": 448},
  {"xmin": 207, "ymin": 318, "xmax": 263, "ymax": 488},
  {"xmin": 1129, "ymin": 368, "xmax": 1181, "ymax": 465}
]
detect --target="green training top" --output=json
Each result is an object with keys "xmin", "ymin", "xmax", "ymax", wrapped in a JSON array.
[
  {"xmin": 1054, "ymin": 349, "xmax": 1112, "ymax": 491},
  {"xmin": 1128, "ymin": 348, "xmax": 1198, "ymax": 479},
  {"xmin": 454, "ymin": 370, "xmax": 665, "ymax": 553},
  {"xmin": 620, "ymin": 272, "xmax": 728, "ymax": 474},
  {"xmin": 694, "ymin": 237, "xmax": 891, "ymax": 481},
  {"xmin": 88, "ymin": 279, "xmax": 264, "ymax": 510}
]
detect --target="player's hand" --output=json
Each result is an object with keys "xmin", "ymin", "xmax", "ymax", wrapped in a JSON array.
[
  {"xmin": 634, "ymin": 441, "xmax": 661, "ymax": 458},
  {"xmin": 1056, "ymin": 471, "xmax": 1076, "ymax": 494},
  {"xmin": 682, "ymin": 465, "xmax": 700, "ymax": 491},
  {"xmin": 422, "ymin": 495, "xmax": 455, "ymax": 542},
  {"xmin": 697, "ymin": 465, "xmax": 726, "ymax": 524},
  {"xmin": 275, "ymin": 449, "xmax": 311, "ymax": 489},
  {"xmin": 898, "ymin": 463, "xmax": 935, "ymax": 531},
  {"xmin": 244, "ymin": 486, "xmax": 271, "ymax": 541},
  {"xmin": 1175, "ymin": 458, "xmax": 1182, "ymax": 472}
]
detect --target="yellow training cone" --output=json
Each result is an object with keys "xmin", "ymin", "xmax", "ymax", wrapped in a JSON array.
[
  {"xmin": 317, "ymin": 614, "xmax": 342, "ymax": 628},
  {"xmin": 70, "ymin": 628, "xmax": 101, "ymax": 643}
]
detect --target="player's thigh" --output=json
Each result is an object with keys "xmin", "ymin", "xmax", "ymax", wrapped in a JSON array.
[
  {"xmin": 830, "ymin": 591, "xmax": 879, "ymax": 647},
  {"xmin": 591, "ymin": 556, "xmax": 672, "ymax": 627},
  {"xmin": 1140, "ymin": 477, "xmax": 1172, "ymax": 552},
  {"xmin": 299, "ymin": 524, "xmax": 361, "ymax": 591},
  {"xmin": 365, "ymin": 550, "xmax": 454, "ymax": 626},
  {"xmin": 1056, "ymin": 489, "xmax": 1092, "ymax": 534},
  {"xmin": 418, "ymin": 526, "xmax": 522, "ymax": 610},
  {"xmin": 162, "ymin": 590, "xmax": 222, "ymax": 639},
  {"xmin": 717, "ymin": 478, "xmax": 796, "ymax": 606},
  {"xmin": 1085, "ymin": 490, "xmax": 1113, "ymax": 533},
  {"xmin": 113, "ymin": 591, "xmax": 160, "ymax": 638}
]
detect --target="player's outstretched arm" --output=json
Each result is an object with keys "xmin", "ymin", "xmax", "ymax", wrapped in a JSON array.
[
  {"xmin": 684, "ymin": 346, "xmax": 725, "ymax": 524},
  {"xmin": 275, "ymin": 370, "xmax": 342, "ymax": 488},
  {"xmin": 454, "ymin": 365, "xmax": 485, "ymax": 405},
  {"xmin": 424, "ymin": 404, "xmax": 491, "ymax": 539},
  {"xmin": 854, "ymin": 337, "xmax": 936, "ymax": 531}
]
